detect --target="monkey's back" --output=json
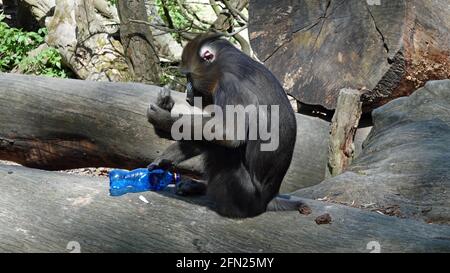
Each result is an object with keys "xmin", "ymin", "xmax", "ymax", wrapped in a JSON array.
[{"xmin": 208, "ymin": 44, "xmax": 298, "ymax": 213}]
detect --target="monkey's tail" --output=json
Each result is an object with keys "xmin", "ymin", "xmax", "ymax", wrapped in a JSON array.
[{"xmin": 266, "ymin": 195, "xmax": 309, "ymax": 212}]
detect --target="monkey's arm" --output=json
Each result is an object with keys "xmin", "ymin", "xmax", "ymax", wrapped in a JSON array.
[
  {"xmin": 147, "ymin": 90, "xmax": 245, "ymax": 148},
  {"xmin": 146, "ymin": 102, "xmax": 213, "ymax": 135},
  {"xmin": 147, "ymin": 103, "xmax": 250, "ymax": 148},
  {"xmin": 146, "ymin": 88, "xmax": 176, "ymax": 133}
]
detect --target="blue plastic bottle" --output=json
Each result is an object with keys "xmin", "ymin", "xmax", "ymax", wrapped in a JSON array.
[{"xmin": 109, "ymin": 168, "xmax": 180, "ymax": 196}]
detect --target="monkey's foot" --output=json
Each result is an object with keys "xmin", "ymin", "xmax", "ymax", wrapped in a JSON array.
[
  {"xmin": 176, "ymin": 179, "xmax": 207, "ymax": 196},
  {"xmin": 267, "ymin": 196, "xmax": 310, "ymax": 212}
]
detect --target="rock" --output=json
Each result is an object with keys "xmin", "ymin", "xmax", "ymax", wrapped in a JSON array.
[
  {"xmin": 298, "ymin": 204, "xmax": 312, "ymax": 215},
  {"xmin": 315, "ymin": 213, "xmax": 332, "ymax": 225}
]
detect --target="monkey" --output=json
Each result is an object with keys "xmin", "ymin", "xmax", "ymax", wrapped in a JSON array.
[{"xmin": 146, "ymin": 33, "xmax": 306, "ymax": 218}]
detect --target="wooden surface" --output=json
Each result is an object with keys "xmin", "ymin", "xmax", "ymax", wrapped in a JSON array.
[
  {"xmin": 0, "ymin": 72, "xmax": 331, "ymax": 192},
  {"xmin": 295, "ymin": 80, "xmax": 450, "ymax": 224},
  {"xmin": 117, "ymin": 0, "xmax": 161, "ymax": 84},
  {"xmin": 1, "ymin": 163, "xmax": 449, "ymax": 253},
  {"xmin": 46, "ymin": 0, "xmax": 131, "ymax": 81},
  {"xmin": 249, "ymin": 0, "xmax": 450, "ymax": 111}
]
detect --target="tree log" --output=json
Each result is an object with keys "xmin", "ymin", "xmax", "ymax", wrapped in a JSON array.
[
  {"xmin": 45, "ymin": 0, "xmax": 132, "ymax": 81},
  {"xmin": 295, "ymin": 80, "xmax": 450, "ymax": 224},
  {"xmin": 327, "ymin": 89, "xmax": 362, "ymax": 177},
  {"xmin": 249, "ymin": 0, "xmax": 450, "ymax": 111},
  {"xmin": 1, "ymin": 164, "xmax": 449, "ymax": 252},
  {"xmin": 0, "ymin": 72, "xmax": 332, "ymax": 192},
  {"xmin": 117, "ymin": 0, "xmax": 161, "ymax": 84}
]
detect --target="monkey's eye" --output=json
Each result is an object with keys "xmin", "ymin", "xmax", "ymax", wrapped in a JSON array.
[{"xmin": 202, "ymin": 50, "xmax": 214, "ymax": 62}]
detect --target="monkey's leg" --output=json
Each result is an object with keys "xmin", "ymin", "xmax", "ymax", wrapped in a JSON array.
[
  {"xmin": 149, "ymin": 141, "xmax": 208, "ymax": 197},
  {"xmin": 148, "ymin": 141, "xmax": 205, "ymax": 170},
  {"xmin": 147, "ymin": 141, "xmax": 209, "ymax": 197},
  {"xmin": 176, "ymin": 179, "xmax": 207, "ymax": 196},
  {"xmin": 207, "ymin": 165, "xmax": 309, "ymax": 217}
]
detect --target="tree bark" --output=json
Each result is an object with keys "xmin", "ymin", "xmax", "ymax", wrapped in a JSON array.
[
  {"xmin": 17, "ymin": 0, "xmax": 121, "ymax": 28},
  {"xmin": 117, "ymin": 0, "xmax": 161, "ymax": 84},
  {"xmin": 0, "ymin": 72, "xmax": 333, "ymax": 192},
  {"xmin": 144, "ymin": 0, "xmax": 183, "ymax": 62},
  {"xmin": 1, "ymin": 163, "xmax": 449, "ymax": 252},
  {"xmin": 249, "ymin": 0, "xmax": 450, "ymax": 112},
  {"xmin": 295, "ymin": 80, "xmax": 450, "ymax": 224},
  {"xmin": 327, "ymin": 89, "xmax": 362, "ymax": 177},
  {"xmin": 17, "ymin": 0, "xmax": 54, "ymax": 26},
  {"xmin": 45, "ymin": 0, "xmax": 132, "ymax": 81}
]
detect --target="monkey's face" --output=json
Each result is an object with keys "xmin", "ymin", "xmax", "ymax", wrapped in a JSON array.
[{"xmin": 180, "ymin": 34, "xmax": 222, "ymax": 100}]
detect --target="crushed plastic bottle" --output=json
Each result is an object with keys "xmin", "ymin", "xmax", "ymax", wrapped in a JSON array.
[{"xmin": 109, "ymin": 168, "xmax": 180, "ymax": 196}]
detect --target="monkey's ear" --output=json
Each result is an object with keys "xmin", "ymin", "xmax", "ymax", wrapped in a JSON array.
[
  {"xmin": 200, "ymin": 47, "xmax": 215, "ymax": 62},
  {"xmin": 198, "ymin": 32, "xmax": 223, "ymax": 63}
]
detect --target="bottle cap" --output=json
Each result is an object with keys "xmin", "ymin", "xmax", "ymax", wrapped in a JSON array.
[{"xmin": 173, "ymin": 172, "xmax": 181, "ymax": 184}]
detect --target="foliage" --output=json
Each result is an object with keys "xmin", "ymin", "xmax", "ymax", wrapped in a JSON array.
[
  {"xmin": 0, "ymin": 14, "xmax": 69, "ymax": 78},
  {"xmin": 18, "ymin": 47, "xmax": 70, "ymax": 78},
  {"xmin": 156, "ymin": 0, "xmax": 201, "ymax": 41},
  {"xmin": 156, "ymin": 0, "xmax": 191, "ymax": 29},
  {"xmin": 0, "ymin": 14, "xmax": 44, "ymax": 71},
  {"xmin": 159, "ymin": 64, "xmax": 186, "ymax": 88}
]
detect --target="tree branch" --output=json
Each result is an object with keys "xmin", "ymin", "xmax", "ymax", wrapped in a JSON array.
[{"xmin": 222, "ymin": 0, "xmax": 248, "ymax": 23}]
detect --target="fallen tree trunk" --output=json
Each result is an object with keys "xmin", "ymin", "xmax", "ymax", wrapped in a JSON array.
[
  {"xmin": 1, "ymin": 164, "xmax": 449, "ymax": 253},
  {"xmin": 294, "ymin": 80, "xmax": 450, "ymax": 224},
  {"xmin": 0, "ymin": 72, "xmax": 331, "ymax": 192},
  {"xmin": 249, "ymin": 0, "xmax": 450, "ymax": 112}
]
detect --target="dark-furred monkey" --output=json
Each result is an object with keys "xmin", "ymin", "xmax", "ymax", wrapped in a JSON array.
[{"xmin": 147, "ymin": 33, "xmax": 304, "ymax": 218}]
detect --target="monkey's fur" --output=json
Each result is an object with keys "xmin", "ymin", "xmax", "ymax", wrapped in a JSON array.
[{"xmin": 147, "ymin": 34, "xmax": 305, "ymax": 218}]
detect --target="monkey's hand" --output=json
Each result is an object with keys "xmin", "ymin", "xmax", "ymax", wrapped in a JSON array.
[
  {"xmin": 147, "ymin": 102, "xmax": 171, "ymax": 125},
  {"xmin": 147, "ymin": 158, "xmax": 174, "ymax": 171},
  {"xmin": 157, "ymin": 87, "xmax": 175, "ymax": 111},
  {"xmin": 147, "ymin": 105, "xmax": 174, "ymax": 134},
  {"xmin": 147, "ymin": 88, "xmax": 176, "ymax": 133}
]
